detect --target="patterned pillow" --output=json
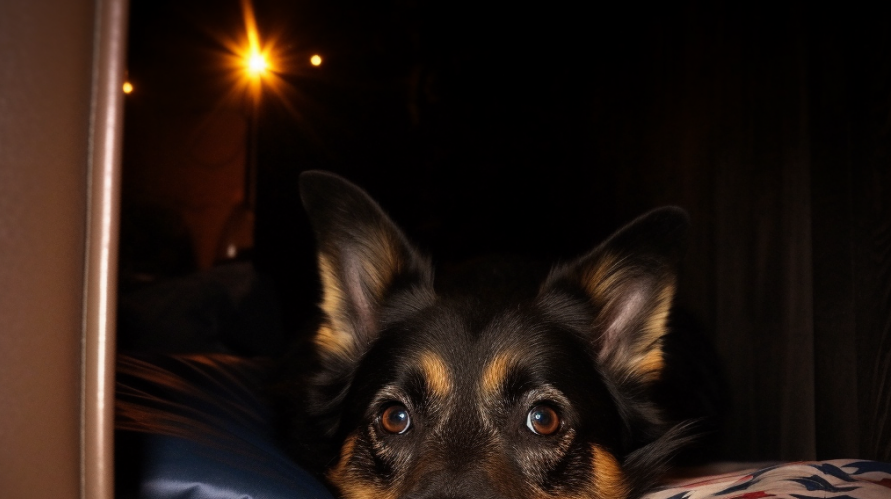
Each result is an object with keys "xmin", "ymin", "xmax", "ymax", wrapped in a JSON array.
[{"xmin": 646, "ymin": 460, "xmax": 891, "ymax": 499}]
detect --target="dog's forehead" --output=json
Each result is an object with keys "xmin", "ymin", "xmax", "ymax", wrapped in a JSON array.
[{"xmin": 391, "ymin": 300, "xmax": 584, "ymax": 400}]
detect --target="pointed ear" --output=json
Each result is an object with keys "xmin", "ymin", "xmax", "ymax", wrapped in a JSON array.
[
  {"xmin": 299, "ymin": 171, "xmax": 434, "ymax": 364},
  {"xmin": 542, "ymin": 206, "xmax": 689, "ymax": 386}
]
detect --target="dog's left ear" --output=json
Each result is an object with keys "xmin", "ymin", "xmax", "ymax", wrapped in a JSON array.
[
  {"xmin": 299, "ymin": 171, "xmax": 435, "ymax": 366},
  {"xmin": 542, "ymin": 206, "xmax": 689, "ymax": 386}
]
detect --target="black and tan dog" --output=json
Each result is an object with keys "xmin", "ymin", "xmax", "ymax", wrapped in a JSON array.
[{"xmin": 279, "ymin": 171, "xmax": 701, "ymax": 499}]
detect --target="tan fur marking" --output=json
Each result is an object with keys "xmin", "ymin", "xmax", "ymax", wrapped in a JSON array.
[
  {"xmin": 590, "ymin": 445, "xmax": 630, "ymax": 499},
  {"xmin": 481, "ymin": 350, "xmax": 519, "ymax": 395},
  {"xmin": 318, "ymin": 254, "xmax": 345, "ymax": 319},
  {"xmin": 580, "ymin": 252, "xmax": 622, "ymax": 304},
  {"xmin": 360, "ymin": 229, "xmax": 402, "ymax": 301},
  {"xmin": 325, "ymin": 433, "xmax": 356, "ymax": 487},
  {"xmin": 581, "ymin": 250, "xmax": 675, "ymax": 384},
  {"xmin": 315, "ymin": 324, "xmax": 353, "ymax": 358},
  {"xmin": 419, "ymin": 351, "xmax": 451, "ymax": 398},
  {"xmin": 636, "ymin": 348, "xmax": 665, "ymax": 382},
  {"xmin": 314, "ymin": 231, "xmax": 405, "ymax": 361},
  {"xmin": 641, "ymin": 284, "xmax": 674, "ymax": 344},
  {"xmin": 327, "ymin": 435, "xmax": 398, "ymax": 499},
  {"xmin": 314, "ymin": 324, "xmax": 351, "ymax": 359},
  {"xmin": 316, "ymin": 255, "xmax": 356, "ymax": 359},
  {"xmin": 526, "ymin": 445, "xmax": 628, "ymax": 499},
  {"xmin": 632, "ymin": 282, "xmax": 674, "ymax": 381}
]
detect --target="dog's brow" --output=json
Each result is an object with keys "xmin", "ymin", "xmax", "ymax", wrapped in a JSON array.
[
  {"xmin": 481, "ymin": 350, "xmax": 519, "ymax": 395},
  {"xmin": 419, "ymin": 351, "xmax": 451, "ymax": 398}
]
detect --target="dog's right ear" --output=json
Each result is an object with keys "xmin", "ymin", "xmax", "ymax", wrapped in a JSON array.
[{"xmin": 299, "ymin": 171, "xmax": 435, "ymax": 366}]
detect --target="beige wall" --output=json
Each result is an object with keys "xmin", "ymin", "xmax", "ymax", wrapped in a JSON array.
[{"xmin": 0, "ymin": 0, "xmax": 127, "ymax": 497}]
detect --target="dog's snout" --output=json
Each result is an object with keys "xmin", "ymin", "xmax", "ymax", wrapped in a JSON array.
[
  {"xmin": 404, "ymin": 492, "xmax": 503, "ymax": 499},
  {"xmin": 402, "ymin": 468, "xmax": 507, "ymax": 499}
]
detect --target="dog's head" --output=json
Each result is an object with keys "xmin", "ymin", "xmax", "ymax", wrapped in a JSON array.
[{"xmin": 295, "ymin": 171, "xmax": 690, "ymax": 499}]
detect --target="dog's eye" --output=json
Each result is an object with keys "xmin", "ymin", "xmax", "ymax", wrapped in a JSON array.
[
  {"xmin": 380, "ymin": 404, "xmax": 411, "ymax": 434},
  {"xmin": 526, "ymin": 404, "xmax": 561, "ymax": 436}
]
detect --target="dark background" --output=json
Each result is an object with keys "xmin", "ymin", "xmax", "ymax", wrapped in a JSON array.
[{"xmin": 120, "ymin": 0, "xmax": 890, "ymax": 464}]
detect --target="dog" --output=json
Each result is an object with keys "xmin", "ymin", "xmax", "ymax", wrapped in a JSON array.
[{"xmin": 276, "ymin": 170, "xmax": 704, "ymax": 499}]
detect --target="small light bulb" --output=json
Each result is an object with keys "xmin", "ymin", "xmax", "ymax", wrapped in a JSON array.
[
  {"xmin": 247, "ymin": 52, "xmax": 268, "ymax": 75},
  {"xmin": 310, "ymin": 54, "xmax": 322, "ymax": 67}
]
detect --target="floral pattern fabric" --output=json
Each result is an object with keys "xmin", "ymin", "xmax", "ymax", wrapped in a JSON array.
[{"xmin": 645, "ymin": 460, "xmax": 891, "ymax": 499}]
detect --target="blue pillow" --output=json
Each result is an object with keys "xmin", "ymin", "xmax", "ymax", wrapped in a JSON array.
[{"xmin": 116, "ymin": 353, "xmax": 335, "ymax": 499}]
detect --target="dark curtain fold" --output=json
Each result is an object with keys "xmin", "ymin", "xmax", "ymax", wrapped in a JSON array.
[{"xmin": 592, "ymin": 7, "xmax": 891, "ymax": 462}]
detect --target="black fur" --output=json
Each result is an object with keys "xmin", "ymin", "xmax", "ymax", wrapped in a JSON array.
[{"xmin": 275, "ymin": 171, "xmax": 708, "ymax": 499}]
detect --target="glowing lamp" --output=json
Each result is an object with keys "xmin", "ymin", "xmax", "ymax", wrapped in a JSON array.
[{"xmin": 246, "ymin": 51, "xmax": 268, "ymax": 77}]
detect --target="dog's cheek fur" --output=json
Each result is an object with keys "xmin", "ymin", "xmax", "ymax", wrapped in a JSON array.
[
  {"xmin": 505, "ymin": 444, "xmax": 629, "ymax": 499},
  {"xmin": 588, "ymin": 445, "xmax": 631, "ymax": 499},
  {"xmin": 562, "ymin": 447, "xmax": 631, "ymax": 499},
  {"xmin": 327, "ymin": 432, "xmax": 403, "ymax": 499},
  {"xmin": 535, "ymin": 442, "xmax": 630, "ymax": 499},
  {"xmin": 330, "ymin": 438, "xmax": 625, "ymax": 499}
]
